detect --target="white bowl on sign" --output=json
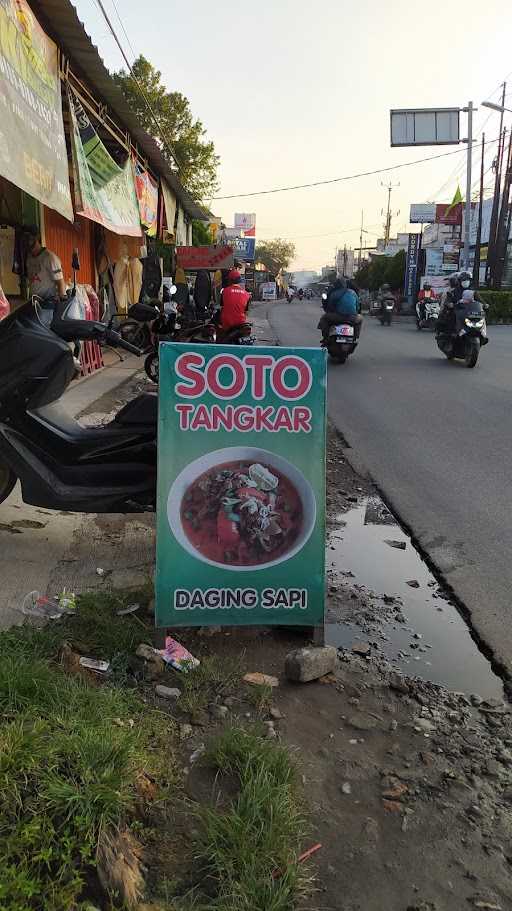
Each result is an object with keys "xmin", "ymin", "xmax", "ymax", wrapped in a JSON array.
[{"xmin": 167, "ymin": 446, "xmax": 317, "ymax": 571}]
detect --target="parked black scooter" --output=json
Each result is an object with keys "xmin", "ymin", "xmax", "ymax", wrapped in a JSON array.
[{"xmin": 0, "ymin": 281, "xmax": 158, "ymax": 512}]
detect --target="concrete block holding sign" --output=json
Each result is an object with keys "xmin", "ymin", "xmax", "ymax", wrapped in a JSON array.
[
  {"xmin": 285, "ymin": 646, "xmax": 337, "ymax": 683},
  {"xmin": 155, "ymin": 344, "xmax": 327, "ymax": 629}
]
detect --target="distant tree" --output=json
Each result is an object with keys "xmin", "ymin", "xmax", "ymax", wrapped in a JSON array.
[
  {"xmin": 255, "ymin": 239, "xmax": 296, "ymax": 274},
  {"xmin": 355, "ymin": 250, "xmax": 406, "ymax": 293},
  {"xmin": 192, "ymin": 220, "xmax": 212, "ymax": 246},
  {"xmin": 114, "ymin": 56, "xmax": 219, "ymax": 201},
  {"xmin": 384, "ymin": 249, "xmax": 406, "ymax": 290}
]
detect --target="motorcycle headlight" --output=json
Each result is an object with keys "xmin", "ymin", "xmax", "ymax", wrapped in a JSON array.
[{"xmin": 465, "ymin": 318, "xmax": 484, "ymax": 328}]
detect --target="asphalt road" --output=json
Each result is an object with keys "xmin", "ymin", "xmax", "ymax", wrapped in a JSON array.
[{"xmin": 270, "ymin": 301, "xmax": 512, "ymax": 676}]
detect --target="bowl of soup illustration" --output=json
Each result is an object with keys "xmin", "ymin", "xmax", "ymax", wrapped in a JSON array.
[{"xmin": 167, "ymin": 447, "xmax": 316, "ymax": 570}]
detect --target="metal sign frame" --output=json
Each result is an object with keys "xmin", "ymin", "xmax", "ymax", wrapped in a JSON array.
[{"xmin": 390, "ymin": 108, "xmax": 460, "ymax": 147}]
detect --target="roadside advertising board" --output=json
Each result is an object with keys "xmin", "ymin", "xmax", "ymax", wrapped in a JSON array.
[
  {"xmin": 410, "ymin": 203, "xmax": 436, "ymax": 224},
  {"xmin": 261, "ymin": 281, "xmax": 277, "ymax": 300},
  {"xmin": 425, "ymin": 248, "xmax": 443, "ymax": 276},
  {"xmin": 235, "ymin": 213, "xmax": 256, "ymax": 236},
  {"xmin": 176, "ymin": 245, "xmax": 234, "ymax": 270},
  {"xmin": 155, "ymin": 344, "xmax": 327, "ymax": 628},
  {"xmin": 231, "ymin": 236, "xmax": 256, "ymax": 261}
]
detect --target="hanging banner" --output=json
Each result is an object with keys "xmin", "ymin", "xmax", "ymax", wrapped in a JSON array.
[
  {"xmin": 162, "ymin": 180, "xmax": 177, "ymax": 237},
  {"xmin": 133, "ymin": 160, "xmax": 158, "ymax": 237},
  {"xmin": 404, "ymin": 233, "xmax": 420, "ymax": 301},
  {"xmin": 0, "ymin": 0, "xmax": 73, "ymax": 220},
  {"xmin": 68, "ymin": 92, "xmax": 141, "ymax": 237},
  {"xmin": 155, "ymin": 343, "xmax": 326, "ymax": 628},
  {"xmin": 176, "ymin": 245, "xmax": 234, "ymax": 270}
]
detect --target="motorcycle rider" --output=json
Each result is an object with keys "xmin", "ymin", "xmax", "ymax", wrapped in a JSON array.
[
  {"xmin": 318, "ymin": 276, "xmax": 362, "ymax": 338},
  {"xmin": 220, "ymin": 269, "xmax": 251, "ymax": 330},
  {"xmin": 378, "ymin": 283, "xmax": 395, "ymax": 318},
  {"xmin": 417, "ymin": 282, "xmax": 436, "ymax": 323}
]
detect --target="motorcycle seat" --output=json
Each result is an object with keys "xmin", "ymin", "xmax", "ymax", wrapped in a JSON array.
[
  {"xmin": 29, "ymin": 393, "xmax": 157, "ymax": 445},
  {"xmin": 115, "ymin": 393, "xmax": 158, "ymax": 426}
]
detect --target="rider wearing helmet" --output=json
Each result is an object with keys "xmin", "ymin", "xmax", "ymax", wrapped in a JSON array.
[
  {"xmin": 417, "ymin": 281, "xmax": 436, "ymax": 323},
  {"xmin": 220, "ymin": 269, "xmax": 251, "ymax": 330},
  {"xmin": 378, "ymin": 283, "xmax": 395, "ymax": 318},
  {"xmin": 318, "ymin": 276, "xmax": 362, "ymax": 338}
]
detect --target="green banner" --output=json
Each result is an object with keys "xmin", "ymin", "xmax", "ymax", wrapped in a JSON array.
[
  {"xmin": 0, "ymin": 0, "xmax": 72, "ymax": 220},
  {"xmin": 156, "ymin": 343, "xmax": 326, "ymax": 628},
  {"xmin": 68, "ymin": 92, "xmax": 141, "ymax": 237}
]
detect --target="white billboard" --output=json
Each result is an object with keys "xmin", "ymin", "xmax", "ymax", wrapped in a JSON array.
[
  {"xmin": 391, "ymin": 109, "xmax": 460, "ymax": 147},
  {"xmin": 410, "ymin": 203, "xmax": 436, "ymax": 224}
]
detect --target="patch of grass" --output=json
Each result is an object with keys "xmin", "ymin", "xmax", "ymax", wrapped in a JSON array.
[
  {"xmin": 0, "ymin": 602, "xmax": 178, "ymax": 911},
  {"xmin": 245, "ymin": 681, "xmax": 274, "ymax": 715},
  {"xmin": 179, "ymin": 655, "xmax": 242, "ymax": 716},
  {"xmin": 193, "ymin": 727, "xmax": 309, "ymax": 911}
]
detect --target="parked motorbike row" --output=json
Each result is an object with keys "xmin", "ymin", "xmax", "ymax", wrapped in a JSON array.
[{"xmin": 118, "ymin": 285, "xmax": 254, "ymax": 383}]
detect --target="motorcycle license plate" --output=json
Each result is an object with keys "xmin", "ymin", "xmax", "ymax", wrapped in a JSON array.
[{"xmin": 334, "ymin": 325, "xmax": 354, "ymax": 337}]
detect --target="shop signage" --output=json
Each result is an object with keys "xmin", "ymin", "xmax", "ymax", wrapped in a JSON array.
[
  {"xmin": 155, "ymin": 343, "xmax": 327, "ymax": 628},
  {"xmin": 231, "ymin": 236, "xmax": 256, "ymax": 261},
  {"xmin": 133, "ymin": 160, "xmax": 158, "ymax": 237},
  {"xmin": 68, "ymin": 93, "xmax": 141, "ymax": 237},
  {"xmin": 235, "ymin": 213, "xmax": 256, "ymax": 236},
  {"xmin": 176, "ymin": 245, "xmax": 234, "ymax": 270},
  {"xmin": 404, "ymin": 233, "xmax": 420, "ymax": 301},
  {"xmin": 443, "ymin": 242, "xmax": 461, "ymax": 267},
  {"xmin": 0, "ymin": 0, "xmax": 73, "ymax": 220}
]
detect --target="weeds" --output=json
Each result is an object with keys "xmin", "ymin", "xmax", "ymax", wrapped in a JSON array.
[
  {"xmin": 193, "ymin": 727, "xmax": 309, "ymax": 911},
  {"xmin": 179, "ymin": 654, "xmax": 242, "ymax": 716},
  {"xmin": 245, "ymin": 681, "xmax": 274, "ymax": 715},
  {"xmin": 0, "ymin": 597, "xmax": 178, "ymax": 911}
]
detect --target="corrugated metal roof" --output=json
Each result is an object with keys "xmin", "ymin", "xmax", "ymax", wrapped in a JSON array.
[{"xmin": 29, "ymin": 0, "xmax": 208, "ymax": 221}]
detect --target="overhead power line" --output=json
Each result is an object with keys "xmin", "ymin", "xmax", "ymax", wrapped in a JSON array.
[
  {"xmin": 213, "ymin": 140, "xmax": 500, "ymax": 200},
  {"xmin": 92, "ymin": 0, "xmax": 183, "ymax": 172}
]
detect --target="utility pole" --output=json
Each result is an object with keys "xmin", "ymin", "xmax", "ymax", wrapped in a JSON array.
[
  {"xmin": 473, "ymin": 133, "xmax": 485, "ymax": 284},
  {"xmin": 463, "ymin": 101, "xmax": 474, "ymax": 270},
  {"xmin": 493, "ymin": 129, "xmax": 512, "ymax": 288},
  {"xmin": 382, "ymin": 181, "xmax": 399, "ymax": 246},
  {"xmin": 485, "ymin": 82, "xmax": 506, "ymax": 285},
  {"xmin": 358, "ymin": 210, "xmax": 364, "ymax": 270}
]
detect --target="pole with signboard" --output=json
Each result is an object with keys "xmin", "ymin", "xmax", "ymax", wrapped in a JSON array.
[
  {"xmin": 155, "ymin": 343, "xmax": 327, "ymax": 631},
  {"xmin": 390, "ymin": 105, "xmax": 475, "ymax": 270}
]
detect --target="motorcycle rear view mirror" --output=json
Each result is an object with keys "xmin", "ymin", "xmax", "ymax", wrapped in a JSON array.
[{"xmin": 71, "ymin": 249, "xmax": 80, "ymax": 272}]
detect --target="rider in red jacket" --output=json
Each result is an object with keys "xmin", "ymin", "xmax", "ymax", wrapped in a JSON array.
[{"xmin": 220, "ymin": 270, "xmax": 251, "ymax": 329}]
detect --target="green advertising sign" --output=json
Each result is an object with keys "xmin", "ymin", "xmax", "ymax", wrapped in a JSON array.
[{"xmin": 156, "ymin": 343, "xmax": 327, "ymax": 628}]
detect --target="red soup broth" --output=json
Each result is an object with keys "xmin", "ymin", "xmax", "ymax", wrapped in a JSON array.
[{"xmin": 180, "ymin": 460, "xmax": 303, "ymax": 566}]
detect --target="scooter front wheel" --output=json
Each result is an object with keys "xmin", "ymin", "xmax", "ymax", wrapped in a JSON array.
[
  {"xmin": 0, "ymin": 460, "xmax": 16, "ymax": 505},
  {"xmin": 144, "ymin": 351, "xmax": 160, "ymax": 383}
]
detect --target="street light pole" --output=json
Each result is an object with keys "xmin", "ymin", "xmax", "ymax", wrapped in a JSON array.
[{"xmin": 463, "ymin": 101, "xmax": 474, "ymax": 270}]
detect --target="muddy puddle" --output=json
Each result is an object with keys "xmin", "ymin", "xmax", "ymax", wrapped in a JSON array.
[{"xmin": 326, "ymin": 495, "xmax": 503, "ymax": 701}]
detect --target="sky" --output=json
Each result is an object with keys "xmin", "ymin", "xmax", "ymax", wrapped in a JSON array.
[{"xmin": 74, "ymin": 0, "xmax": 512, "ymax": 272}]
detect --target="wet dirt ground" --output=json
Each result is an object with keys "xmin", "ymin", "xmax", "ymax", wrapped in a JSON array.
[{"xmin": 324, "ymin": 427, "xmax": 503, "ymax": 702}]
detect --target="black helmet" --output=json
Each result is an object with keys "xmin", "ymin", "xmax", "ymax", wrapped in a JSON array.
[
  {"xmin": 424, "ymin": 282, "xmax": 432, "ymax": 290},
  {"xmin": 448, "ymin": 273, "xmax": 459, "ymax": 288},
  {"xmin": 458, "ymin": 271, "xmax": 472, "ymax": 288},
  {"xmin": 334, "ymin": 277, "xmax": 347, "ymax": 291}
]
